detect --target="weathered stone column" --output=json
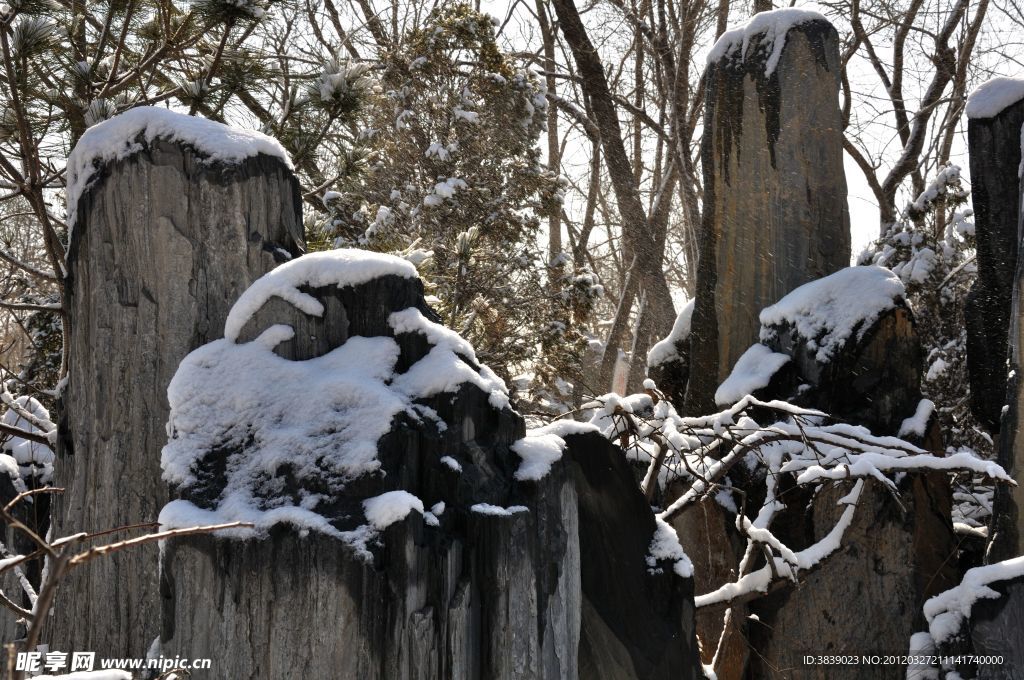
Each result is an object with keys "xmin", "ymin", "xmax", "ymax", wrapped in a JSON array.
[
  {"xmin": 685, "ymin": 9, "xmax": 850, "ymax": 414},
  {"xmin": 690, "ymin": 266, "xmax": 956, "ymax": 679},
  {"xmin": 159, "ymin": 251, "xmax": 702, "ymax": 679},
  {"xmin": 49, "ymin": 107, "xmax": 304, "ymax": 658},
  {"xmin": 964, "ymin": 78, "xmax": 1024, "ymax": 433},
  {"xmin": 970, "ymin": 138, "xmax": 1024, "ymax": 673},
  {"xmin": 990, "ymin": 128, "xmax": 1024, "ymax": 564}
]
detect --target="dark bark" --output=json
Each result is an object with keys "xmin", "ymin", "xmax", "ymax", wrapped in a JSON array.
[{"xmin": 551, "ymin": 0, "xmax": 677, "ymax": 392}]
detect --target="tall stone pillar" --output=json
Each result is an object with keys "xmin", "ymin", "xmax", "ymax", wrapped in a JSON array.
[
  {"xmin": 964, "ymin": 78, "xmax": 1024, "ymax": 432},
  {"xmin": 962, "ymin": 79, "xmax": 1024, "ymax": 678},
  {"xmin": 49, "ymin": 107, "xmax": 304, "ymax": 657},
  {"xmin": 685, "ymin": 10, "xmax": 850, "ymax": 414}
]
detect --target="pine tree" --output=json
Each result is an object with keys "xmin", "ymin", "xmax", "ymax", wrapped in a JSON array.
[{"xmin": 320, "ymin": 4, "xmax": 601, "ymax": 391}]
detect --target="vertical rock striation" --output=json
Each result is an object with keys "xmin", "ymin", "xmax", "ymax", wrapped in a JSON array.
[
  {"xmin": 976, "ymin": 83, "xmax": 1024, "ymax": 667},
  {"xmin": 685, "ymin": 10, "xmax": 850, "ymax": 414},
  {"xmin": 50, "ymin": 108, "xmax": 304, "ymax": 658}
]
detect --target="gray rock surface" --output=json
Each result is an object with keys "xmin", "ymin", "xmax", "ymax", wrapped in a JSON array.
[
  {"xmin": 965, "ymin": 98, "xmax": 1024, "ymax": 432},
  {"xmin": 160, "ymin": 272, "xmax": 702, "ymax": 680},
  {"xmin": 698, "ymin": 290, "xmax": 956, "ymax": 679},
  {"xmin": 49, "ymin": 136, "xmax": 303, "ymax": 658},
  {"xmin": 686, "ymin": 17, "xmax": 850, "ymax": 414}
]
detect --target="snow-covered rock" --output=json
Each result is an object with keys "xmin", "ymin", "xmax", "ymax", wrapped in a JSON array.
[
  {"xmin": 161, "ymin": 249, "xmax": 511, "ymax": 541},
  {"xmin": 688, "ymin": 8, "xmax": 849, "ymax": 413},
  {"xmin": 66, "ymin": 106, "xmax": 292, "ymax": 234},
  {"xmin": 965, "ymin": 76, "xmax": 1024, "ymax": 120},
  {"xmin": 1, "ymin": 395, "xmax": 54, "ymax": 482},
  {"xmin": 160, "ymin": 248, "xmax": 703, "ymax": 679},
  {"xmin": 707, "ymin": 8, "xmax": 829, "ymax": 76},
  {"xmin": 924, "ymin": 556, "xmax": 1024, "ymax": 645},
  {"xmin": 53, "ymin": 114, "xmax": 305, "ymax": 659},
  {"xmin": 759, "ymin": 265, "xmax": 905, "ymax": 364}
]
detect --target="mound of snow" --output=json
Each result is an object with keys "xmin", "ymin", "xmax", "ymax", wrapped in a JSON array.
[
  {"xmin": 647, "ymin": 516, "xmax": 694, "ymax": 578},
  {"xmin": 707, "ymin": 8, "xmax": 829, "ymax": 76},
  {"xmin": 965, "ymin": 77, "xmax": 1024, "ymax": 119},
  {"xmin": 66, "ymin": 106, "xmax": 292, "ymax": 233},
  {"xmin": 1, "ymin": 395, "xmax": 55, "ymax": 481},
  {"xmin": 715, "ymin": 344, "xmax": 791, "ymax": 406},
  {"xmin": 648, "ymin": 299, "xmax": 694, "ymax": 368},
  {"xmin": 162, "ymin": 249, "xmax": 511, "ymax": 546},
  {"xmin": 759, "ymin": 265, "xmax": 905, "ymax": 363},
  {"xmin": 161, "ymin": 329, "xmax": 406, "ymax": 523},
  {"xmin": 923, "ymin": 555, "xmax": 1024, "ymax": 644},
  {"xmin": 470, "ymin": 503, "xmax": 528, "ymax": 516},
  {"xmin": 224, "ymin": 249, "xmax": 418, "ymax": 342},
  {"xmin": 363, "ymin": 491, "xmax": 425, "ymax": 530},
  {"xmin": 512, "ymin": 432, "xmax": 566, "ymax": 481}
]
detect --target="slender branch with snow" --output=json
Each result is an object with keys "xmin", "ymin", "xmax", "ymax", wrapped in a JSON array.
[{"xmin": 580, "ymin": 388, "xmax": 1013, "ymax": 612}]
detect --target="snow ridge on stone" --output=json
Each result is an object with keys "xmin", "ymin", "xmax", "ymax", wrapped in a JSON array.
[
  {"xmin": 706, "ymin": 8, "xmax": 829, "ymax": 76},
  {"xmin": 224, "ymin": 249, "xmax": 418, "ymax": 342},
  {"xmin": 66, "ymin": 106, "xmax": 293, "ymax": 234},
  {"xmin": 965, "ymin": 76, "xmax": 1024, "ymax": 119},
  {"xmin": 759, "ymin": 265, "xmax": 905, "ymax": 363},
  {"xmin": 715, "ymin": 343, "xmax": 791, "ymax": 406}
]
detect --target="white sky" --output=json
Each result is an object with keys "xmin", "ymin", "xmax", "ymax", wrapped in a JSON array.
[{"xmin": 481, "ymin": 0, "xmax": 1004, "ymax": 268}]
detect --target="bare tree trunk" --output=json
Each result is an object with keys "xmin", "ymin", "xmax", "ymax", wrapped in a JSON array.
[
  {"xmin": 537, "ymin": 0, "xmax": 563, "ymax": 261},
  {"xmin": 716, "ymin": 0, "xmax": 730, "ymax": 36},
  {"xmin": 551, "ymin": 0, "xmax": 676, "ymax": 392}
]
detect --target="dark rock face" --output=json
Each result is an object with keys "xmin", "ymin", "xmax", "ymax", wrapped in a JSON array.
[
  {"xmin": 931, "ymin": 573, "xmax": 1024, "ymax": 680},
  {"xmin": 51, "ymin": 137, "xmax": 304, "ymax": 658},
  {"xmin": 980, "ymin": 103, "xmax": 1024, "ymax": 662},
  {"xmin": 987, "ymin": 100, "xmax": 1024, "ymax": 566},
  {"xmin": 685, "ymin": 18, "xmax": 851, "ymax": 414},
  {"xmin": 162, "ymin": 271, "xmax": 702, "ymax": 680},
  {"xmin": 0, "ymin": 470, "xmax": 50, "ymax": 645},
  {"xmin": 647, "ymin": 344, "xmax": 690, "ymax": 411},
  {"xmin": 565, "ymin": 433, "xmax": 697, "ymax": 679},
  {"xmin": 746, "ymin": 469, "xmax": 956, "ymax": 680},
  {"xmin": 969, "ymin": 577, "xmax": 1024, "ymax": 679},
  {"xmin": 663, "ymin": 495, "xmax": 745, "ymax": 676},
  {"xmin": 763, "ymin": 304, "xmax": 923, "ymax": 434},
  {"xmin": 965, "ymin": 99, "xmax": 1024, "ymax": 433}
]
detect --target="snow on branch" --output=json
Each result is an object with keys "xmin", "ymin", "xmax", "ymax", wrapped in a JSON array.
[{"xmin": 580, "ymin": 386, "xmax": 1012, "ymax": 611}]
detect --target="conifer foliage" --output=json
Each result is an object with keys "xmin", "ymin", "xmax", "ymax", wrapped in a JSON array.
[{"xmin": 320, "ymin": 5, "xmax": 602, "ymax": 386}]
